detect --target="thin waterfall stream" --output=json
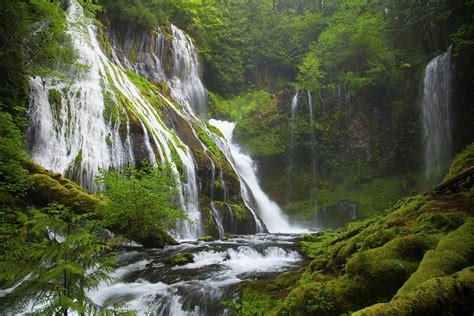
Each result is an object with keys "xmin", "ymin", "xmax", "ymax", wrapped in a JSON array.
[{"xmin": 422, "ymin": 46, "xmax": 453, "ymax": 185}]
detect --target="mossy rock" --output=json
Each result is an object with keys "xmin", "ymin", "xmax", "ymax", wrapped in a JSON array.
[
  {"xmin": 140, "ymin": 230, "xmax": 178, "ymax": 248},
  {"xmin": 353, "ymin": 266, "xmax": 474, "ymax": 316},
  {"xmin": 445, "ymin": 142, "xmax": 474, "ymax": 180},
  {"xmin": 169, "ymin": 252, "xmax": 194, "ymax": 266},
  {"xmin": 395, "ymin": 218, "xmax": 474, "ymax": 297},
  {"xmin": 197, "ymin": 235, "xmax": 213, "ymax": 242},
  {"xmin": 26, "ymin": 161, "xmax": 102, "ymax": 214}
]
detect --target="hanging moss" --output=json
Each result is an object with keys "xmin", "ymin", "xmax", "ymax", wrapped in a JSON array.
[
  {"xmin": 128, "ymin": 42, "xmax": 138, "ymax": 62},
  {"xmin": 48, "ymin": 88, "xmax": 62, "ymax": 121}
]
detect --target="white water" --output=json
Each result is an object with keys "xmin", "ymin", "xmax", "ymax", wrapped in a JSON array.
[
  {"xmin": 86, "ymin": 234, "xmax": 303, "ymax": 315},
  {"xmin": 169, "ymin": 25, "xmax": 208, "ymax": 118},
  {"xmin": 422, "ymin": 46, "xmax": 453, "ymax": 184},
  {"xmin": 290, "ymin": 91, "xmax": 299, "ymax": 150},
  {"xmin": 209, "ymin": 120, "xmax": 305, "ymax": 233}
]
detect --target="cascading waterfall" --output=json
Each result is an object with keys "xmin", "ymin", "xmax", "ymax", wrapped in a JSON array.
[
  {"xmin": 27, "ymin": 0, "xmax": 204, "ymax": 239},
  {"xmin": 209, "ymin": 120, "xmax": 303, "ymax": 233},
  {"xmin": 26, "ymin": 0, "xmax": 271, "ymax": 240},
  {"xmin": 307, "ymin": 91, "xmax": 317, "ymax": 209},
  {"xmin": 168, "ymin": 25, "xmax": 208, "ymax": 118},
  {"xmin": 422, "ymin": 46, "xmax": 453, "ymax": 184}
]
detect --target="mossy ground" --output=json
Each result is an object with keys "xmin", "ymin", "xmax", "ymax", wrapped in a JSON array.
[{"xmin": 236, "ymin": 158, "xmax": 474, "ymax": 315}]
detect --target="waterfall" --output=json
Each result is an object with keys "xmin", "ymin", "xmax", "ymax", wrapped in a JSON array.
[
  {"xmin": 27, "ymin": 0, "xmax": 206, "ymax": 239},
  {"xmin": 209, "ymin": 120, "xmax": 304, "ymax": 233},
  {"xmin": 422, "ymin": 46, "xmax": 453, "ymax": 184},
  {"xmin": 288, "ymin": 90, "xmax": 299, "ymax": 201},
  {"xmin": 307, "ymin": 91, "xmax": 317, "ymax": 209},
  {"xmin": 168, "ymin": 25, "xmax": 208, "ymax": 118},
  {"xmin": 290, "ymin": 91, "xmax": 299, "ymax": 151}
]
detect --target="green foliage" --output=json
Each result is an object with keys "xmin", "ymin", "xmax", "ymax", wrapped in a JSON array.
[
  {"xmin": 96, "ymin": 162, "xmax": 186, "ymax": 246},
  {"xmin": 0, "ymin": 112, "xmax": 30, "ymax": 206},
  {"xmin": 296, "ymin": 52, "xmax": 325, "ymax": 92},
  {"xmin": 8, "ymin": 204, "xmax": 114, "ymax": 315},
  {"xmin": 445, "ymin": 142, "xmax": 474, "ymax": 179},
  {"xmin": 210, "ymin": 90, "xmax": 272, "ymax": 122},
  {"xmin": 230, "ymin": 92, "xmax": 289, "ymax": 157}
]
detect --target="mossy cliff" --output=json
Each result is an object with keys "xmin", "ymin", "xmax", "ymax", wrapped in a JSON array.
[
  {"xmin": 234, "ymin": 145, "xmax": 474, "ymax": 315},
  {"xmin": 102, "ymin": 22, "xmax": 261, "ymax": 237}
]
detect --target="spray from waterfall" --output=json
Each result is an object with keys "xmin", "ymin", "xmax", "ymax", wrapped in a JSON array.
[{"xmin": 422, "ymin": 46, "xmax": 453, "ymax": 185}]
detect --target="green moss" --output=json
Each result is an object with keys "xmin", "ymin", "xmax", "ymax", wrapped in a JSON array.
[
  {"xmin": 28, "ymin": 171, "xmax": 101, "ymax": 214},
  {"xmin": 129, "ymin": 42, "xmax": 138, "ymax": 62},
  {"xmin": 239, "ymin": 288, "xmax": 277, "ymax": 316},
  {"xmin": 170, "ymin": 252, "xmax": 194, "ymax": 266},
  {"xmin": 197, "ymin": 235, "xmax": 213, "ymax": 242},
  {"xmin": 396, "ymin": 218, "xmax": 474, "ymax": 297},
  {"xmin": 205, "ymin": 121, "xmax": 224, "ymax": 138},
  {"xmin": 105, "ymin": 135, "xmax": 112, "ymax": 146},
  {"xmin": 445, "ymin": 142, "xmax": 474, "ymax": 179},
  {"xmin": 353, "ymin": 266, "xmax": 474, "ymax": 315},
  {"xmin": 74, "ymin": 149, "xmax": 83, "ymax": 170},
  {"xmin": 228, "ymin": 202, "xmax": 246, "ymax": 220},
  {"xmin": 98, "ymin": 26, "xmax": 112, "ymax": 56},
  {"xmin": 48, "ymin": 88, "xmax": 62, "ymax": 121}
]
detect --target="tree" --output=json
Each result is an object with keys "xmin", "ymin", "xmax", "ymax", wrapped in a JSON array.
[
  {"xmin": 96, "ymin": 162, "xmax": 187, "ymax": 246},
  {"xmin": 8, "ymin": 204, "xmax": 114, "ymax": 315},
  {"xmin": 296, "ymin": 52, "xmax": 325, "ymax": 92},
  {"xmin": 0, "ymin": 111, "xmax": 30, "ymax": 207}
]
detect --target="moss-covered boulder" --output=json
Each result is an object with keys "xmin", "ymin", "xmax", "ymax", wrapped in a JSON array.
[
  {"xmin": 445, "ymin": 142, "xmax": 474, "ymax": 180},
  {"xmin": 354, "ymin": 266, "xmax": 474, "ymax": 316},
  {"xmin": 197, "ymin": 235, "xmax": 213, "ymax": 242},
  {"xmin": 169, "ymin": 252, "xmax": 194, "ymax": 266},
  {"xmin": 25, "ymin": 161, "xmax": 101, "ymax": 214}
]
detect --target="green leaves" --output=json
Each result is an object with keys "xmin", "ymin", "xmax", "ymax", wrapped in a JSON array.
[
  {"xmin": 3, "ymin": 204, "xmax": 115, "ymax": 315},
  {"xmin": 96, "ymin": 162, "xmax": 186, "ymax": 244}
]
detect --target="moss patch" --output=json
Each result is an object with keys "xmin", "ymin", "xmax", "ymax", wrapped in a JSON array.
[
  {"xmin": 445, "ymin": 142, "xmax": 474, "ymax": 179},
  {"xmin": 48, "ymin": 88, "xmax": 62, "ymax": 122}
]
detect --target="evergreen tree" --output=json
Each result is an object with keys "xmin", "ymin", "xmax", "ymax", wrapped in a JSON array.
[{"xmin": 9, "ymin": 204, "xmax": 114, "ymax": 315}]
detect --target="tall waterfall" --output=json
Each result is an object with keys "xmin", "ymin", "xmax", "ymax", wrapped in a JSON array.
[
  {"xmin": 26, "ymin": 0, "xmax": 222, "ymax": 239},
  {"xmin": 168, "ymin": 25, "xmax": 208, "ymax": 118},
  {"xmin": 422, "ymin": 46, "xmax": 453, "ymax": 184},
  {"xmin": 209, "ymin": 120, "xmax": 303, "ymax": 233},
  {"xmin": 287, "ymin": 91, "xmax": 299, "ymax": 200},
  {"xmin": 307, "ymin": 91, "xmax": 317, "ymax": 208},
  {"xmin": 290, "ymin": 91, "xmax": 299, "ymax": 151}
]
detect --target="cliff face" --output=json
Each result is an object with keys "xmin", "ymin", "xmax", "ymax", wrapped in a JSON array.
[{"xmin": 26, "ymin": 1, "xmax": 264, "ymax": 239}]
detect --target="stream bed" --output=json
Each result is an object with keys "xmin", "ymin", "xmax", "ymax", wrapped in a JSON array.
[{"xmin": 89, "ymin": 233, "xmax": 306, "ymax": 315}]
